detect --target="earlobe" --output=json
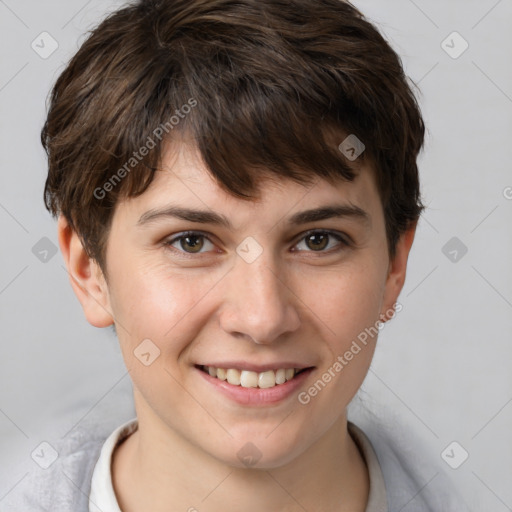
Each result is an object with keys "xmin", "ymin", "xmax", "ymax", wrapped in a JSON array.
[
  {"xmin": 57, "ymin": 215, "xmax": 114, "ymax": 328},
  {"xmin": 379, "ymin": 222, "xmax": 417, "ymax": 322}
]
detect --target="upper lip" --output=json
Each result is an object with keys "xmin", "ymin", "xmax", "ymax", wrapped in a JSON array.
[{"xmin": 196, "ymin": 362, "xmax": 315, "ymax": 372}]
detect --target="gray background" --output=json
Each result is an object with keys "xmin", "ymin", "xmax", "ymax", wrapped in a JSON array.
[{"xmin": 0, "ymin": 0, "xmax": 511, "ymax": 510}]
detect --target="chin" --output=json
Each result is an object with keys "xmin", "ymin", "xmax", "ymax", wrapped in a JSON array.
[{"xmin": 208, "ymin": 437, "xmax": 305, "ymax": 470}]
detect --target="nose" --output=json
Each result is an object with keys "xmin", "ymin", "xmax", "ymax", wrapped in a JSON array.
[{"xmin": 218, "ymin": 254, "xmax": 301, "ymax": 344}]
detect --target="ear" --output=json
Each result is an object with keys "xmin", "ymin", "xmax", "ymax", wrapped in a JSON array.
[
  {"xmin": 57, "ymin": 215, "xmax": 114, "ymax": 328},
  {"xmin": 379, "ymin": 222, "xmax": 417, "ymax": 322}
]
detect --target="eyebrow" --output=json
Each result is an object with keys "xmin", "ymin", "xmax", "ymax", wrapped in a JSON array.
[{"xmin": 137, "ymin": 204, "xmax": 371, "ymax": 229}]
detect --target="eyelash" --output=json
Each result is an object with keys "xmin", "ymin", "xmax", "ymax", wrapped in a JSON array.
[{"xmin": 163, "ymin": 229, "xmax": 351, "ymax": 258}]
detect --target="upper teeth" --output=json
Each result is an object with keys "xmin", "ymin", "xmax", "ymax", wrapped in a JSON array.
[{"xmin": 202, "ymin": 366, "xmax": 299, "ymax": 388}]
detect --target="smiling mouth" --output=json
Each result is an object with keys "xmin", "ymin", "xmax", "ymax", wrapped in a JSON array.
[{"xmin": 196, "ymin": 365, "xmax": 312, "ymax": 389}]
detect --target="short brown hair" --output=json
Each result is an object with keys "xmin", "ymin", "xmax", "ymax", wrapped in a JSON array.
[{"xmin": 43, "ymin": 0, "xmax": 425, "ymax": 273}]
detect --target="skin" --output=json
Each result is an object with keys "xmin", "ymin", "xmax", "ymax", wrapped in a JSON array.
[{"xmin": 58, "ymin": 140, "xmax": 416, "ymax": 512}]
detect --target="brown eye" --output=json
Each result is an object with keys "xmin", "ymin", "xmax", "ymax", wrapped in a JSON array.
[
  {"xmin": 293, "ymin": 230, "xmax": 349, "ymax": 253},
  {"xmin": 305, "ymin": 233, "xmax": 329, "ymax": 251},
  {"xmin": 180, "ymin": 235, "xmax": 204, "ymax": 253},
  {"xmin": 165, "ymin": 232, "xmax": 215, "ymax": 255}
]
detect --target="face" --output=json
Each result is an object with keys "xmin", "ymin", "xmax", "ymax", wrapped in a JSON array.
[{"xmin": 64, "ymin": 141, "xmax": 413, "ymax": 469}]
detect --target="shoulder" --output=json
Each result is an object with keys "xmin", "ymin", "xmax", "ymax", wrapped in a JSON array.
[
  {"xmin": 352, "ymin": 416, "xmax": 471, "ymax": 512},
  {"xmin": 0, "ymin": 419, "xmax": 117, "ymax": 512}
]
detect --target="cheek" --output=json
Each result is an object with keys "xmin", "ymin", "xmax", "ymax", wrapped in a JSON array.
[
  {"xmin": 299, "ymin": 260, "xmax": 387, "ymax": 345},
  {"xmin": 108, "ymin": 267, "xmax": 218, "ymax": 410},
  {"xmin": 293, "ymin": 265, "xmax": 385, "ymax": 427},
  {"xmin": 107, "ymin": 257, "xmax": 225, "ymax": 354}
]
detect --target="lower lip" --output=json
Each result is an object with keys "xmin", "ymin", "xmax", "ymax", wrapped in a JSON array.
[{"xmin": 195, "ymin": 366, "xmax": 315, "ymax": 406}]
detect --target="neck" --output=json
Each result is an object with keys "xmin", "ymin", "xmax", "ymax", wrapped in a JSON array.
[{"xmin": 112, "ymin": 402, "xmax": 369, "ymax": 512}]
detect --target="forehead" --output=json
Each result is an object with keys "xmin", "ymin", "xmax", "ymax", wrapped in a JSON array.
[{"xmin": 115, "ymin": 140, "xmax": 383, "ymax": 230}]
